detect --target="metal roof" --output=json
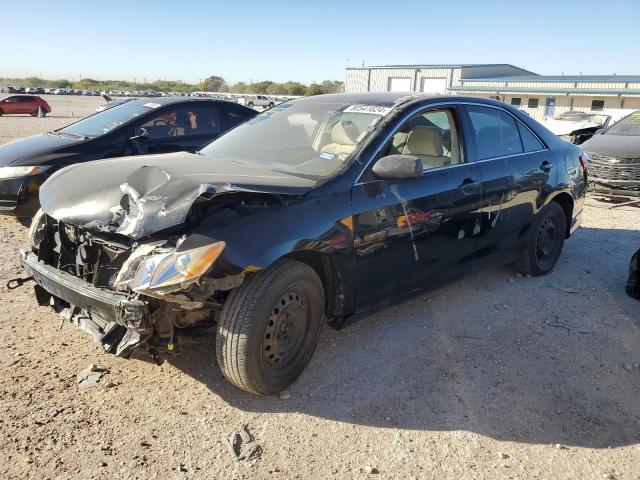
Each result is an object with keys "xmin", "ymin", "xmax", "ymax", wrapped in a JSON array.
[
  {"xmin": 462, "ymin": 75, "xmax": 640, "ymax": 83},
  {"xmin": 449, "ymin": 86, "xmax": 640, "ymax": 96},
  {"xmin": 346, "ymin": 63, "xmax": 536, "ymax": 74}
]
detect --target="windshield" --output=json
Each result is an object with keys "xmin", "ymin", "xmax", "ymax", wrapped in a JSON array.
[
  {"xmin": 199, "ymin": 99, "xmax": 391, "ymax": 179},
  {"xmin": 605, "ymin": 111, "xmax": 640, "ymax": 136},
  {"xmin": 58, "ymin": 101, "xmax": 161, "ymax": 138}
]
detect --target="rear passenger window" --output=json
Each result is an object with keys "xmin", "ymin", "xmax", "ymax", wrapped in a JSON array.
[
  {"xmin": 467, "ymin": 106, "xmax": 523, "ymax": 160},
  {"xmin": 517, "ymin": 122, "xmax": 544, "ymax": 152}
]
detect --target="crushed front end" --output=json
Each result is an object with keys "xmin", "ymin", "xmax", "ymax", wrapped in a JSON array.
[
  {"xmin": 587, "ymin": 152, "xmax": 640, "ymax": 197},
  {"xmin": 20, "ymin": 212, "xmax": 232, "ymax": 358}
]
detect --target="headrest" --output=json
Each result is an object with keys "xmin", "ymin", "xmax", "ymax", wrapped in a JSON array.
[
  {"xmin": 404, "ymin": 127, "xmax": 443, "ymax": 157},
  {"xmin": 331, "ymin": 121, "xmax": 359, "ymax": 145}
]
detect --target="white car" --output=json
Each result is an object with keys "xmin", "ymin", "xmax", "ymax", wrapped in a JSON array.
[
  {"xmin": 543, "ymin": 111, "xmax": 612, "ymax": 144},
  {"xmin": 238, "ymin": 95, "xmax": 275, "ymax": 109}
]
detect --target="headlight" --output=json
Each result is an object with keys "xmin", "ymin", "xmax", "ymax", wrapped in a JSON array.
[
  {"xmin": 0, "ymin": 166, "xmax": 48, "ymax": 179},
  {"xmin": 124, "ymin": 241, "xmax": 226, "ymax": 294}
]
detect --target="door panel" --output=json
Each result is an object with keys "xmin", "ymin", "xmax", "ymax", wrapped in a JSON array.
[
  {"xmin": 463, "ymin": 105, "xmax": 556, "ymax": 260},
  {"xmin": 351, "ymin": 162, "xmax": 482, "ymax": 309}
]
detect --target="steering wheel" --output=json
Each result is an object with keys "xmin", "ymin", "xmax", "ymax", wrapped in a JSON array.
[{"xmin": 153, "ymin": 118, "xmax": 178, "ymax": 136}]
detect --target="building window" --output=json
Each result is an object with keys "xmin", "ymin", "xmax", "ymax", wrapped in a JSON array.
[
  {"xmin": 591, "ymin": 100, "xmax": 605, "ymax": 111},
  {"xmin": 527, "ymin": 98, "xmax": 539, "ymax": 109},
  {"xmin": 511, "ymin": 97, "xmax": 522, "ymax": 106}
]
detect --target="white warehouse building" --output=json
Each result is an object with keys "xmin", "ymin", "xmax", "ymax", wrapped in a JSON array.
[{"xmin": 344, "ymin": 64, "xmax": 640, "ymax": 121}]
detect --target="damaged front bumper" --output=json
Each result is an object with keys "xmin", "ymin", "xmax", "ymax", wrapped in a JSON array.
[{"xmin": 19, "ymin": 244, "xmax": 151, "ymax": 357}]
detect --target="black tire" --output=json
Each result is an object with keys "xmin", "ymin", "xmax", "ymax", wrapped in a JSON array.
[
  {"xmin": 513, "ymin": 202, "xmax": 566, "ymax": 276},
  {"xmin": 247, "ymin": 102, "xmax": 254, "ymax": 108},
  {"xmin": 268, "ymin": 102, "xmax": 274, "ymax": 108},
  {"xmin": 0, "ymin": 108, "xmax": 4, "ymax": 116},
  {"xmin": 216, "ymin": 258, "xmax": 325, "ymax": 395}
]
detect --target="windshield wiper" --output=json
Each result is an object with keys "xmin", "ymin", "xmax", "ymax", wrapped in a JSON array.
[{"xmin": 271, "ymin": 169, "xmax": 321, "ymax": 180}]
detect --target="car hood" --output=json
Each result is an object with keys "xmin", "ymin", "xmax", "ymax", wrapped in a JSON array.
[
  {"xmin": 40, "ymin": 151, "xmax": 316, "ymax": 239},
  {"xmin": 543, "ymin": 119, "xmax": 601, "ymax": 136},
  {"xmin": 0, "ymin": 133, "xmax": 79, "ymax": 166},
  {"xmin": 581, "ymin": 134, "xmax": 640, "ymax": 158}
]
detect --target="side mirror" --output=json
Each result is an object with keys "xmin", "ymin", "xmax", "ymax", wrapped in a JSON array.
[{"xmin": 372, "ymin": 154, "xmax": 423, "ymax": 180}]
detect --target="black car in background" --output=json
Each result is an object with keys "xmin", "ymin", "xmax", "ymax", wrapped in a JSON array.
[
  {"xmin": 0, "ymin": 97, "xmax": 256, "ymax": 217},
  {"xmin": 20, "ymin": 93, "xmax": 586, "ymax": 395},
  {"xmin": 581, "ymin": 110, "xmax": 640, "ymax": 196}
]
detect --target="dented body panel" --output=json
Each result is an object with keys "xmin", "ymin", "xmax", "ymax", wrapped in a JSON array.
[{"xmin": 22, "ymin": 94, "xmax": 586, "ymax": 357}]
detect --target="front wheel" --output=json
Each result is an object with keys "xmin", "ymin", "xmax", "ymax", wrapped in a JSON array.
[
  {"xmin": 247, "ymin": 102, "xmax": 254, "ymax": 108},
  {"xmin": 268, "ymin": 102, "xmax": 274, "ymax": 108},
  {"xmin": 513, "ymin": 202, "xmax": 566, "ymax": 276},
  {"xmin": 216, "ymin": 259, "xmax": 325, "ymax": 395}
]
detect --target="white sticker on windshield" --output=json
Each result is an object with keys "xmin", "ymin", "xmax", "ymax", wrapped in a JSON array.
[
  {"xmin": 319, "ymin": 152, "xmax": 337, "ymax": 161},
  {"xmin": 343, "ymin": 104, "xmax": 392, "ymax": 116},
  {"xmin": 143, "ymin": 102, "xmax": 161, "ymax": 109}
]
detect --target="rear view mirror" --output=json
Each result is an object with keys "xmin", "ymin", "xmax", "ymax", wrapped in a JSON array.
[{"xmin": 372, "ymin": 154, "xmax": 423, "ymax": 180}]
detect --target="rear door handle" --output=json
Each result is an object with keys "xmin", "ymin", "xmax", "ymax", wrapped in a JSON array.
[{"xmin": 540, "ymin": 161, "xmax": 554, "ymax": 171}]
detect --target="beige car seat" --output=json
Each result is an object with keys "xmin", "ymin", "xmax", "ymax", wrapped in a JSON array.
[
  {"xmin": 402, "ymin": 127, "xmax": 450, "ymax": 169},
  {"xmin": 321, "ymin": 121, "xmax": 360, "ymax": 156}
]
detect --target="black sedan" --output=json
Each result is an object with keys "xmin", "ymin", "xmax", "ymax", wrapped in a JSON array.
[
  {"xmin": 0, "ymin": 97, "xmax": 256, "ymax": 218},
  {"xmin": 20, "ymin": 93, "xmax": 586, "ymax": 395},
  {"xmin": 581, "ymin": 110, "xmax": 640, "ymax": 197}
]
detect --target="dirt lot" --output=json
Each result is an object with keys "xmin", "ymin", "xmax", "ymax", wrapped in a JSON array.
[{"xmin": 0, "ymin": 95, "xmax": 639, "ymax": 479}]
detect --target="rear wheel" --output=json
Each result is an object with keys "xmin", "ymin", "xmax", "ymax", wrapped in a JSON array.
[
  {"xmin": 247, "ymin": 102, "xmax": 254, "ymax": 108},
  {"xmin": 268, "ymin": 102, "xmax": 274, "ymax": 108},
  {"xmin": 0, "ymin": 108, "xmax": 4, "ymax": 116},
  {"xmin": 513, "ymin": 202, "xmax": 566, "ymax": 276},
  {"xmin": 216, "ymin": 259, "xmax": 325, "ymax": 395}
]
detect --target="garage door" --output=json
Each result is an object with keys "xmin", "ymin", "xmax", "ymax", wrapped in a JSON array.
[
  {"xmin": 421, "ymin": 78, "xmax": 447, "ymax": 94},
  {"xmin": 388, "ymin": 78, "xmax": 412, "ymax": 92}
]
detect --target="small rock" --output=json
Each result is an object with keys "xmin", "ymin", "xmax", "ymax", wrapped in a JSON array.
[
  {"xmin": 278, "ymin": 390, "xmax": 292, "ymax": 401},
  {"xmin": 77, "ymin": 365, "xmax": 107, "ymax": 390},
  {"xmin": 498, "ymin": 452, "xmax": 509, "ymax": 459},
  {"xmin": 555, "ymin": 444, "xmax": 567, "ymax": 450},
  {"xmin": 622, "ymin": 364, "xmax": 633, "ymax": 371},
  {"xmin": 368, "ymin": 466, "xmax": 380, "ymax": 474}
]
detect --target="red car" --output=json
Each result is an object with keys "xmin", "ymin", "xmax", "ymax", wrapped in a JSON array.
[{"xmin": 0, "ymin": 95, "xmax": 51, "ymax": 116}]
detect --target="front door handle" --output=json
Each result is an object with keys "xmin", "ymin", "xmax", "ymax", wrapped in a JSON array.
[
  {"xmin": 458, "ymin": 177, "xmax": 480, "ymax": 194},
  {"xmin": 540, "ymin": 161, "xmax": 554, "ymax": 171}
]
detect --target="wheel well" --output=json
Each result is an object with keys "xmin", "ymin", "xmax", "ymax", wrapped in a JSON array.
[
  {"xmin": 282, "ymin": 250, "xmax": 350, "ymax": 320},
  {"xmin": 551, "ymin": 193, "xmax": 574, "ymax": 238}
]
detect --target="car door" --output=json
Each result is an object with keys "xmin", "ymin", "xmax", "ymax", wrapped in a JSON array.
[
  {"xmin": 351, "ymin": 105, "xmax": 483, "ymax": 308},
  {"xmin": 462, "ymin": 104, "xmax": 555, "ymax": 260},
  {"xmin": 2, "ymin": 96, "xmax": 20, "ymax": 114}
]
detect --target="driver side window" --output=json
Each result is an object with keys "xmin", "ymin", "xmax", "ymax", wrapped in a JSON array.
[
  {"xmin": 381, "ymin": 109, "xmax": 461, "ymax": 171},
  {"xmin": 139, "ymin": 107, "xmax": 222, "ymax": 140}
]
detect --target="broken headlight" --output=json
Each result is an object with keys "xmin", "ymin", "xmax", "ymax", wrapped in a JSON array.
[{"xmin": 123, "ymin": 242, "xmax": 226, "ymax": 293}]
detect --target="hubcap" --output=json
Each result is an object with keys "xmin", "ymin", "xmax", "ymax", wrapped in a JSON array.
[{"xmin": 263, "ymin": 290, "xmax": 307, "ymax": 368}]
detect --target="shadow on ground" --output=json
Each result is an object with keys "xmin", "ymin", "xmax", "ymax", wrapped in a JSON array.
[{"xmin": 139, "ymin": 226, "xmax": 640, "ymax": 449}]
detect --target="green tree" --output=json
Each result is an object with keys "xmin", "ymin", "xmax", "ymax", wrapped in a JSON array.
[
  {"xmin": 304, "ymin": 83, "xmax": 325, "ymax": 96},
  {"xmin": 199, "ymin": 75, "xmax": 226, "ymax": 92},
  {"xmin": 229, "ymin": 82, "xmax": 247, "ymax": 94}
]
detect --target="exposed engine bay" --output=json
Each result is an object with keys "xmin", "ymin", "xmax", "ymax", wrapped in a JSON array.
[{"xmin": 22, "ymin": 188, "xmax": 291, "ymax": 359}]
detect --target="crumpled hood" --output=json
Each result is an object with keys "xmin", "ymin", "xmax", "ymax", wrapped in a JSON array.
[
  {"xmin": 0, "ymin": 133, "xmax": 78, "ymax": 166},
  {"xmin": 40, "ymin": 151, "xmax": 316, "ymax": 239},
  {"xmin": 543, "ymin": 119, "xmax": 601, "ymax": 136},
  {"xmin": 581, "ymin": 134, "xmax": 640, "ymax": 158}
]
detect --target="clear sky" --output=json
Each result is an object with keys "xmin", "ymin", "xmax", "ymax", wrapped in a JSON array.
[{"xmin": 3, "ymin": 0, "xmax": 639, "ymax": 84}]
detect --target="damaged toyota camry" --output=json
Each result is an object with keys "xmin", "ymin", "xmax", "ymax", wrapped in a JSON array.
[{"xmin": 19, "ymin": 93, "xmax": 587, "ymax": 395}]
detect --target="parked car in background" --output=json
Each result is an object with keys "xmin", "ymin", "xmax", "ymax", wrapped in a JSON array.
[
  {"xmin": 53, "ymin": 88, "xmax": 67, "ymax": 95},
  {"xmin": 581, "ymin": 110, "xmax": 640, "ymax": 196},
  {"xmin": 239, "ymin": 94, "xmax": 275, "ymax": 109},
  {"xmin": 0, "ymin": 97, "xmax": 256, "ymax": 217},
  {"xmin": 543, "ymin": 111, "xmax": 612, "ymax": 145},
  {"xmin": 19, "ymin": 93, "xmax": 586, "ymax": 395},
  {"xmin": 0, "ymin": 95, "xmax": 50, "ymax": 117}
]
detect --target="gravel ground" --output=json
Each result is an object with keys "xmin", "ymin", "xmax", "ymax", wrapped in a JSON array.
[{"xmin": 0, "ymin": 96, "xmax": 639, "ymax": 479}]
